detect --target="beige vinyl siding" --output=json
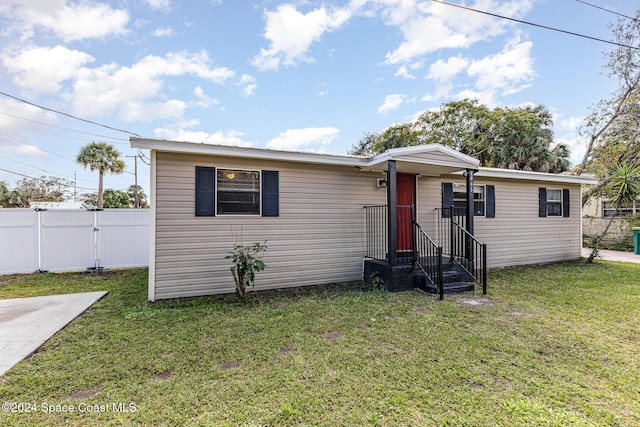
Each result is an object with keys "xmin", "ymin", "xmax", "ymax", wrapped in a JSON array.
[
  {"xmin": 153, "ymin": 151, "xmax": 386, "ymax": 300},
  {"xmin": 417, "ymin": 175, "xmax": 582, "ymax": 268}
]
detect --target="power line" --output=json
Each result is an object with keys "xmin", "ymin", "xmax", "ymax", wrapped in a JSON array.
[
  {"xmin": 0, "ymin": 154, "xmax": 93, "ymax": 183},
  {"xmin": 0, "ymin": 112, "xmax": 129, "ymax": 142},
  {"xmin": 575, "ymin": 0, "xmax": 639, "ymax": 23},
  {"xmin": 0, "ymin": 167, "xmax": 97, "ymax": 191},
  {"xmin": 0, "ymin": 91, "xmax": 143, "ymax": 137},
  {"xmin": 0, "ymin": 126, "xmax": 129, "ymax": 145},
  {"xmin": 431, "ymin": 0, "xmax": 640, "ymax": 50}
]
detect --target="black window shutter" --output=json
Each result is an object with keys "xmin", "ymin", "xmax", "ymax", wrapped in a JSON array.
[
  {"xmin": 538, "ymin": 187, "xmax": 547, "ymax": 218},
  {"xmin": 486, "ymin": 185, "xmax": 495, "ymax": 218},
  {"xmin": 563, "ymin": 189, "xmax": 570, "ymax": 217},
  {"xmin": 195, "ymin": 166, "xmax": 215, "ymax": 216},
  {"xmin": 442, "ymin": 182, "xmax": 453, "ymax": 218},
  {"xmin": 262, "ymin": 170, "xmax": 279, "ymax": 217}
]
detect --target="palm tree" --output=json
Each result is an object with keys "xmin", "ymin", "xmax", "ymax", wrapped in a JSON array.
[
  {"xmin": 586, "ymin": 161, "xmax": 640, "ymax": 263},
  {"xmin": 76, "ymin": 142, "xmax": 125, "ymax": 209}
]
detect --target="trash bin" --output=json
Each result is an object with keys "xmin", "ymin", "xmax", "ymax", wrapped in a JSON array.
[{"xmin": 633, "ymin": 227, "xmax": 640, "ymax": 255}]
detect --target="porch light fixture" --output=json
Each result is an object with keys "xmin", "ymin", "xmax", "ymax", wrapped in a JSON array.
[{"xmin": 376, "ymin": 178, "xmax": 387, "ymax": 188}]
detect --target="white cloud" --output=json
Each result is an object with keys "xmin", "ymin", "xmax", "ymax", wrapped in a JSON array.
[
  {"xmin": 152, "ymin": 26, "xmax": 175, "ymax": 37},
  {"xmin": 383, "ymin": 0, "xmax": 533, "ymax": 65},
  {"xmin": 145, "ymin": 0, "xmax": 171, "ymax": 11},
  {"xmin": 421, "ymin": 36, "xmax": 534, "ymax": 106},
  {"xmin": 428, "ymin": 55, "xmax": 469, "ymax": 83},
  {"xmin": 0, "ymin": 99, "xmax": 55, "ymax": 158},
  {"xmin": 2, "ymin": 0, "xmax": 129, "ymax": 42},
  {"xmin": 252, "ymin": 4, "xmax": 351, "ymax": 71},
  {"xmin": 377, "ymin": 94, "xmax": 405, "ymax": 114},
  {"xmin": 3, "ymin": 45, "xmax": 94, "ymax": 93},
  {"xmin": 71, "ymin": 50, "xmax": 235, "ymax": 120},
  {"xmin": 466, "ymin": 37, "xmax": 535, "ymax": 95},
  {"xmin": 238, "ymin": 74, "xmax": 257, "ymax": 97},
  {"xmin": 7, "ymin": 144, "xmax": 49, "ymax": 158},
  {"xmin": 556, "ymin": 136, "xmax": 582, "ymax": 167},
  {"xmin": 395, "ymin": 65, "xmax": 416, "ymax": 79},
  {"xmin": 559, "ymin": 116, "xmax": 584, "ymax": 131},
  {"xmin": 193, "ymin": 86, "xmax": 219, "ymax": 108},
  {"xmin": 153, "ymin": 128, "xmax": 253, "ymax": 147},
  {"xmin": 266, "ymin": 127, "xmax": 340, "ymax": 150}
]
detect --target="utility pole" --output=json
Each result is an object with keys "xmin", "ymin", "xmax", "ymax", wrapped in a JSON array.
[{"xmin": 125, "ymin": 154, "xmax": 139, "ymax": 208}]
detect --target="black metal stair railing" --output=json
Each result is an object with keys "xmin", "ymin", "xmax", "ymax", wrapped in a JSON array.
[
  {"xmin": 364, "ymin": 205, "xmax": 388, "ymax": 261},
  {"xmin": 413, "ymin": 222, "xmax": 444, "ymax": 300},
  {"xmin": 439, "ymin": 207, "xmax": 487, "ymax": 295},
  {"xmin": 364, "ymin": 204, "xmax": 415, "ymax": 264}
]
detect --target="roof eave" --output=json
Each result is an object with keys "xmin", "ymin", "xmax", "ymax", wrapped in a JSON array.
[{"xmin": 474, "ymin": 167, "xmax": 599, "ymax": 185}]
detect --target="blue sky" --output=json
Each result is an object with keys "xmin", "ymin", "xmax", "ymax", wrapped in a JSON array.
[{"xmin": 0, "ymin": 0, "xmax": 635, "ymax": 197}]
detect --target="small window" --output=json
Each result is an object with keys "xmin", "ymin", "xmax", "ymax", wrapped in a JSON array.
[
  {"xmin": 453, "ymin": 184, "xmax": 485, "ymax": 216},
  {"xmin": 217, "ymin": 169, "xmax": 260, "ymax": 215},
  {"xmin": 539, "ymin": 187, "xmax": 569, "ymax": 218},
  {"xmin": 546, "ymin": 189, "xmax": 562, "ymax": 217}
]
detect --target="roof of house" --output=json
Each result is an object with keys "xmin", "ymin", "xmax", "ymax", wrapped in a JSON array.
[{"xmin": 131, "ymin": 137, "xmax": 599, "ymax": 185}]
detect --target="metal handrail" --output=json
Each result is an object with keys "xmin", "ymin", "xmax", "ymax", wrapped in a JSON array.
[
  {"xmin": 413, "ymin": 222, "xmax": 444, "ymax": 300},
  {"xmin": 449, "ymin": 218, "xmax": 487, "ymax": 295}
]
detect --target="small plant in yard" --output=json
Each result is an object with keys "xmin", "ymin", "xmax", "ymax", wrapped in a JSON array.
[
  {"xmin": 226, "ymin": 241, "xmax": 268, "ymax": 300},
  {"xmin": 362, "ymin": 271, "xmax": 385, "ymax": 292}
]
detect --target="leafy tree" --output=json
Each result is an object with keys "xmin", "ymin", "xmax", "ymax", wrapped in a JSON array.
[
  {"xmin": 0, "ymin": 181, "xmax": 9, "ymax": 206},
  {"xmin": 13, "ymin": 176, "xmax": 72, "ymax": 204},
  {"xmin": 103, "ymin": 189, "xmax": 131, "ymax": 208},
  {"xmin": 579, "ymin": 8, "xmax": 640, "ymax": 204},
  {"xmin": 127, "ymin": 185, "xmax": 149, "ymax": 208},
  {"xmin": 348, "ymin": 132, "xmax": 380, "ymax": 156},
  {"xmin": 79, "ymin": 192, "xmax": 98, "ymax": 207},
  {"xmin": 361, "ymin": 99, "xmax": 570, "ymax": 173},
  {"xmin": 586, "ymin": 161, "xmax": 640, "ymax": 263},
  {"xmin": 76, "ymin": 142, "xmax": 125, "ymax": 209}
]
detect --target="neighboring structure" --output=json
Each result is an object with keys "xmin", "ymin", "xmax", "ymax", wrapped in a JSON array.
[
  {"xmin": 583, "ymin": 196, "xmax": 640, "ymax": 246},
  {"xmin": 131, "ymin": 138, "xmax": 598, "ymax": 302}
]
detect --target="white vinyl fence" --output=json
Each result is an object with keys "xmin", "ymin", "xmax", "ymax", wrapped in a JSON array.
[{"xmin": 0, "ymin": 209, "xmax": 149, "ymax": 275}]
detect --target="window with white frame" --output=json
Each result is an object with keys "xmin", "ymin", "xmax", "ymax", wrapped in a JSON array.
[
  {"xmin": 453, "ymin": 184, "xmax": 486, "ymax": 216},
  {"xmin": 546, "ymin": 188, "xmax": 563, "ymax": 217},
  {"xmin": 217, "ymin": 169, "xmax": 261, "ymax": 215},
  {"xmin": 603, "ymin": 200, "xmax": 640, "ymax": 217}
]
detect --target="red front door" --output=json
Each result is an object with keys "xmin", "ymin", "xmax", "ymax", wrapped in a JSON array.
[{"xmin": 396, "ymin": 173, "xmax": 415, "ymax": 251}]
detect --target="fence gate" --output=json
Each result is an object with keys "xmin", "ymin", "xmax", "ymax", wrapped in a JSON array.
[{"xmin": 0, "ymin": 209, "xmax": 149, "ymax": 275}]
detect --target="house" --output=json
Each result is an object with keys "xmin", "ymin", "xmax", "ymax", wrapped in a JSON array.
[
  {"xmin": 583, "ymin": 195, "xmax": 640, "ymax": 247},
  {"xmin": 131, "ymin": 137, "xmax": 598, "ymax": 302}
]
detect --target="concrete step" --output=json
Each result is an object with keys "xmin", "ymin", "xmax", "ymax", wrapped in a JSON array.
[{"xmin": 418, "ymin": 279, "xmax": 475, "ymax": 295}]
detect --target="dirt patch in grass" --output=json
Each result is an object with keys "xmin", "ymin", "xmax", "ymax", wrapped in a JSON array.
[
  {"xmin": 277, "ymin": 346, "xmax": 295, "ymax": 356},
  {"xmin": 69, "ymin": 388, "xmax": 100, "ymax": 399},
  {"xmin": 150, "ymin": 371, "xmax": 173, "ymax": 382},
  {"xmin": 456, "ymin": 297, "xmax": 494, "ymax": 307},
  {"xmin": 413, "ymin": 306, "xmax": 432, "ymax": 313},
  {"xmin": 322, "ymin": 331, "xmax": 343, "ymax": 341},
  {"xmin": 217, "ymin": 361, "xmax": 241, "ymax": 371}
]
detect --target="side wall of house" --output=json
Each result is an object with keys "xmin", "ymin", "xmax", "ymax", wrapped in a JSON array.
[
  {"xmin": 153, "ymin": 151, "xmax": 386, "ymax": 300},
  {"xmin": 416, "ymin": 175, "xmax": 583, "ymax": 269}
]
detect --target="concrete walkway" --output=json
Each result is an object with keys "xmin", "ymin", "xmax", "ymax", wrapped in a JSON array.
[
  {"xmin": 0, "ymin": 291, "xmax": 107, "ymax": 376},
  {"xmin": 582, "ymin": 248, "xmax": 640, "ymax": 264}
]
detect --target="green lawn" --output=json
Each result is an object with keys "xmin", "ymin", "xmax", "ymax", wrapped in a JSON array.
[{"xmin": 0, "ymin": 262, "xmax": 639, "ymax": 426}]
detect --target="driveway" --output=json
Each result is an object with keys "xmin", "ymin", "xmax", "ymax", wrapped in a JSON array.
[
  {"xmin": 0, "ymin": 291, "xmax": 107, "ymax": 376},
  {"xmin": 582, "ymin": 248, "xmax": 640, "ymax": 264}
]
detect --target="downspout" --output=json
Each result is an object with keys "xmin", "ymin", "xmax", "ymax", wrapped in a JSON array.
[{"xmin": 387, "ymin": 160, "xmax": 398, "ymax": 267}]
